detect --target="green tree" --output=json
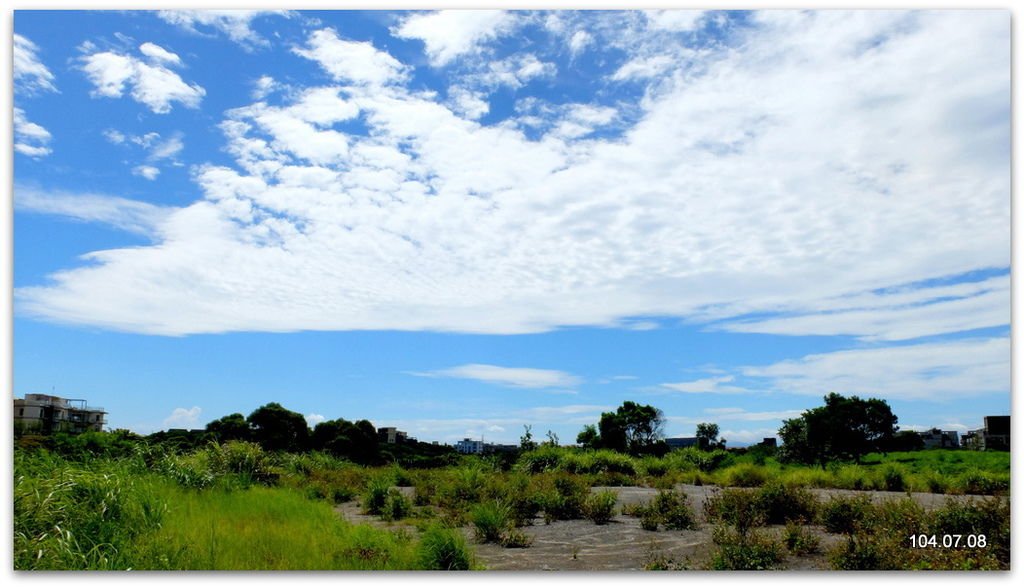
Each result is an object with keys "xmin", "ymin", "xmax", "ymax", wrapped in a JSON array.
[
  {"xmin": 696, "ymin": 422, "xmax": 725, "ymax": 451},
  {"xmin": 520, "ymin": 425, "xmax": 538, "ymax": 451},
  {"xmin": 597, "ymin": 401, "xmax": 665, "ymax": 455},
  {"xmin": 205, "ymin": 413, "xmax": 250, "ymax": 442},
  {"xmin": 778, "ymin": 393, "xmax": 898, "ymax": 466},
  {"xmin": 246, "ymin": 403, "xmax": 310, "ymax": 452},
  {"xmin": 576, "ymin": 424, "xmax": 600, "ymax": 449},
  {"xmin": 311, "ymin": 418, "xmax": 380, "ymax": 463}
]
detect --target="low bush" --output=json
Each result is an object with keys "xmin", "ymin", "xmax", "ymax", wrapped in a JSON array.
[
  {"xmin": 417, "ymin": 524, "xmax": 474, "ymax": 570},
  {"xmin": 583, "ymin": 490, "xmax": 618, "ymax": 525},
  {"xmin": 362, "ymin": 475, "xmax": 393, "ymax": 515},
  {"xmin": 470, "ymin": 501, "xmax": 512, "ymax": 543},
  {"xmin": 629, "ymin": 490, "xmax": 696, "ymax": 531},
  {"xmin": 709, "ymin": 526, "xmax": 784, "ymax": 570},
  {"xmin": 721, "ymin": 463, "xmax": 769, "ymax": 488},
  {"xmin": 704, "ymin": 489, "xmax": 764, "ymax": 536},
  {"xmin": 755, "ymin": 481, "xmax": 818, "ymax": 524},
  {"xmin": 381, "ymin": 490, "xmax": 412, "ymax": 522},
  {"xmin": 819, "ymin": 495, "xmax": 872, "ymax": 535},
  {"xmin": 782, "ymin": 522, "xmax": 820, "ymax": 556}
]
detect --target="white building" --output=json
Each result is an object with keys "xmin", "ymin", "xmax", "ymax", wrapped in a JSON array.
[
  {"xmin": 455, "ymin": 438, "xmax": 485, "ymax": 454},
  {"xmin": 14, "ymin": 394, "xmax": 107, "ymax": 434}
]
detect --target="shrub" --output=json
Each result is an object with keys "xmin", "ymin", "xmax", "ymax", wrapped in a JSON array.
[
  {"xmin": 654, "ymin": 490, "xmax": 696, "ymax": 530},
  {"xmin": 722, "ymin": 463, "xmax": 769, "ymax": 488},
  {"xmin": 755, "ymin": 481, "xmax": 818, "ymax": 524},
  {"xmin": 584, "ymin": 490, "xmax": 618, "ymax": 525},
  {"xmin": 381, "ymin": 490, "xmax": 412, "ymax": 522},
  {"xmin": 819, "ymin": 495, "xmax": 872, "ymax": 535},
  {"xmin": 930, "ymin": 498, "xmax": 1010, "ymax": 566},
  {"xmin": 639, "ymin": 507, "xmax": 661, "ymax": 531},
  {"xmin": 880, "ymin": 465, "xmax": 906, "ymax": 492},
  {"xmin": 704, "ymin": 489, "xmax": 764, "ymax": 537},
  {"xmin": 362, "ymin": 476, "xmax": 392, "ymax": 515},
  {"xmin": 540, "ymin": 474, "xmax": 587, "ymax": 521},
  {"xmin": 709, "ymin": 526, "xmax": 784, "ymax": 570},
  {"xmin": 828, "ymin": 536, "xmax": 883, "ymax": 570},
  {"xmin": 470, "ymin": 501, "xmax": 512, "ymax": 543},
  {"xmin": 416, "ymin": 524, "xmax": 474, "ymax": 570},
  {"xmin": 500, "ymin": 528, "xmax": 533, "ymax": 548},
  {"xmin": 629, "ymin": 490, "xmax": 695, "ymax": 531},
  {"xmin": 783, "ymin": 522, "xmax": 821, "ymax": 556}
]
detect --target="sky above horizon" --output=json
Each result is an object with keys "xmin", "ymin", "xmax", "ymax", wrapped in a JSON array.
[{"xmin": 12, "ymin": 9, "xmax": 1010, "ymax": 445}]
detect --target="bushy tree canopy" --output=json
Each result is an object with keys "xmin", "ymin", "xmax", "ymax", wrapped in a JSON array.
[
  {"xmin": 779, "ymin": 393, "xmax": 898, "ymax": 465},
  {"xmin": 246, "ymin": 403, "xmax": 310, "ymax": 452}
]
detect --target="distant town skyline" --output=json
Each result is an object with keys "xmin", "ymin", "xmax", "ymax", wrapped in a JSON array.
[{"xmin": 12, "ymin": 9, "xmax": 1010, "ymax": 445}]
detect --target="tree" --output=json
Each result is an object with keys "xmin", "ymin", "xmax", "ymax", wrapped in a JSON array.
[
  {"xmin": 311, "ymin": 418, "xmax": 380, "ymax": 463},
  {"xmin": 695, "ymin": 422, "xmax": 726, "ymax": 451},
  {"xmin": 778, "ymin": 393, "xmax": 898, "ymax": 466},
  {"xmin": 205, "ymin": 413, "xmax": 250, "ymax": 442},
  {"xmin": 597, "ymin": 401, "xmax": 665, "ymax": 455},
  {"xmin": 544, "ymin": 430, "xmax": 560, "ymax": 447},
  {"xmin": 246, "ymin": 403, "xmax": 310, "ymax": 452},
  {"xmin": 520, "ymin": 425, "xmax": 537, "ymax": 451},
  {"xmin": 576, "ymin": 424, "xmax": 600, "ymax": 449}
]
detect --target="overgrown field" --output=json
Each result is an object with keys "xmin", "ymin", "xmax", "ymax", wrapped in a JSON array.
[{"xmin": 13, "ymin": 433, "xmax": 1010, "ymax": 571}]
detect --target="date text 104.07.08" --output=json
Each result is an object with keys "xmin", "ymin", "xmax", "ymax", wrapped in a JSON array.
[{"xmin": 908, "ymin": 535, "xmax": 987, "ymax": 549}]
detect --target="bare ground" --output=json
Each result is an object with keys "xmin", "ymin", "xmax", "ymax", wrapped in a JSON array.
[{"xmin": 334, "ymin": 484, "xmax": 1002, "ymax": 571}]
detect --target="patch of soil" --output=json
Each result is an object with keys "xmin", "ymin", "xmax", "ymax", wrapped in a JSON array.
[{"xmin": 333, "ymin": 484, "xmax": 1004, "ymax": 571}]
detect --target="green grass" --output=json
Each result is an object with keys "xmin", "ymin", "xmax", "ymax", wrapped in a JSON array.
[{"xmin": 134, "ymin": 484, "xmax": 422, "ymax": 570}]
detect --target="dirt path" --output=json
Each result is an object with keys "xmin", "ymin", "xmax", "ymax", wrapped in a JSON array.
[{"xmin": 334, "ymin": 484, "xmax": 1003, "ymax": 571}]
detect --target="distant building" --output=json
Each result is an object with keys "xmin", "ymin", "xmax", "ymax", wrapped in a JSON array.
[
  {"xmin": 963, "ymin": 416, "xmax": 1010, "ymax": 451},
  {"xmin": 455, "ymin": 438, "xmax": 485, "ymax": 454},
  {"xmin": 665, "ymin": 437, "xmax": 698, "ymax": 449},
  {"xmin": 919, "ymin": 428, "xmax": 960, "ymax": 449},
  {"xmin": 454, "ymin": 438, "xmax": 517, "ymax": 454},
  {"xmin": 14, "ymin": 394, "xmax": 107, "ymax": 434},
  {"xmin": 377, "ymin": 427, "xmax": 408, "ymax": 444},
  {"xmin": 760, "ymin": 437, "xmax": 778, "ymax": 448}
]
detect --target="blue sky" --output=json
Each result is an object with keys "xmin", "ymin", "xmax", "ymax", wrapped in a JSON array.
[{"xmin": 11, "ymin": 9, "xmax": 1010, "ymax": 445}]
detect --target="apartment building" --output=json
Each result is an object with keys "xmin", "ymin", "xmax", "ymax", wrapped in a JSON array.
[{"xmin": 14, "ymin": 394, "xmax": 107, "ymax": 434}]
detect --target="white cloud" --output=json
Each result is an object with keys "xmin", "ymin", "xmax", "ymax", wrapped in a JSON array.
[
  {"xmin": 611, "ymin": 54, "xmax": 675, "ymax": 81},
  {"xmin": 163, "ymin": 406, "xmax": 202, "ymax": 429},
  {"xmin": 157, "ymin": 10, "xmax": 289, "ymax": 49},
  {"xmin": 718, "ymin": 274, "xmax": 1009, "ymax": 341},
  {"xmin": 569, "ymin": 30, "xmax": 592, "ymax": 56},
  {"xmin": 149, "ymin": 133, "xmax": 185, "ymax": 161},
  {"xmin": 79, "ymin": 44, "xmax": 205, "ymax": 113},
  {"xmin": 305, "ymin": 413, "xmax": 326, "ymax": 426},
  {"xmin": 15, "ymin": 185, "xmax": 171, "ymax": 236},
  {"xmin": 413, "ymin": 364, "xmax": 583, "ymax": 389},
  {"xmin": 644, "ymin": 10, "xmax": 706, "ymax": 32},
  {"xmin": 13, "ymin": 108, "xmax": 52, "ymax": 158},
  {"xmin": 448, "ymin": 87, "xmax": 490, "ymax": 120},
  {"xmin": 294, "ymin": 29, "xmax": 407, "ymax": 87},
  {"xmin": 742, "ymin": 337, "xmax": 1009, "ymax": 401},
  {"xmin": 393, "ymin": 10, "xmax": 518, "ymax": 66},
  {"xmin": 661, "ymin": 375, "xmax": 747, "ymax": 394},
  {"xmin": 252, "ymin": 75, "xmax": 279, "ymax": 99},
  {"xmin": 138, "ymin": 42, "xmax": 182, "ymax": 66},
  {"xmin": 14, "ymin": 34, "xmax": 57, "ymax": 94},
  {"xmin": 103, "ymin": 129, "xmax": 126, "ymax": 144},
  {"xmin": 133, "ymin": 165, "xmax": 160, "ymax": 180},
  {"xmin": 19, "ymin": 12, "xmax": 1009, "ymax": 343}
]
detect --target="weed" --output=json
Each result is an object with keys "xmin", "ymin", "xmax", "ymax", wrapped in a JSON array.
[
  {"xmin": 782, "ymin": 522, "xmax": 820, "ymax": 556},
  {"xmin": 583, "ymin": 490, "xmax": 618, "ymax": 525},
  {"xmin": 470, "ymin": 501, "xmax": 512, "ymax": 543},
  {"xmin": 709, "ymin": 526, "xmax": 784, "ymax": 570},
  {"xmin": 818, "ymin": 494, "xmax": 872, "ymax": 535},
  {"xmin": 416, "ymin": 524, "xmax": 474, "ymax": 570}
]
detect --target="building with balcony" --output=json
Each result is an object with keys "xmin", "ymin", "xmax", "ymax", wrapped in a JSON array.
[{"xmin": 14, "ymin": 394, "xmax": 107, "ymax": 434}]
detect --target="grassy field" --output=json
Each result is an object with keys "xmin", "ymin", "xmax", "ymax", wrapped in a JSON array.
[{"xmin": 13, "ymin": 437, "xmax": 1010, "ymax": 571}]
